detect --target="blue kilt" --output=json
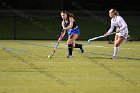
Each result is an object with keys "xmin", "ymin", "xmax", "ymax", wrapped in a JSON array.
[{"xmin": 67, "ymin": 26, "xmax": 80, "ymax": 37}]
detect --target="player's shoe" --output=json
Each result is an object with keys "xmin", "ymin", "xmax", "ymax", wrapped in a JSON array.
[
  {"xmin": 80, "ymin": 48, "xmax": 84, "ymax": 53},
  {"xmin": 111, "ymin": 55, "xmax": 117, "ymax": 59},
  {"xmin": 67, "ymin": 55, "xmax": 73, "ymax": 58}
]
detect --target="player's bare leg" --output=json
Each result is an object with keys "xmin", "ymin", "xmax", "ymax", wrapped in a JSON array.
[
  {"xmin": 112, "ymin": 35, "xmax": 125, "ymax": 59},
  {"xmin": 72, "ymin": 34, "xmax": 84, "ymax": 53}
]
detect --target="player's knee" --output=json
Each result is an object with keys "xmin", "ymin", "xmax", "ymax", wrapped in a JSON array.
[
  {"xmin": 73, "ymin": 34, "xmax": 79, "ymax": 39},
  {"xmin": 114, "ymin": 43, "xmax": 120, "ymax": 47},
  {"xmin": 67, "ymin": 39, "xmax": 73, "ymax": 44},
  {"xmin": 73, "ymin": 43, "xmax": 75, "ymax": 47},
  {"xmin": 68, "ymin": 44, "xmax": 73, "ymax": 48}
]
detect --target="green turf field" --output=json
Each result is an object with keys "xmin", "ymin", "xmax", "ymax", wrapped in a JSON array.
[{"xmin": 0, "ymin": 40, "xmax": 140, "ymax": 93}]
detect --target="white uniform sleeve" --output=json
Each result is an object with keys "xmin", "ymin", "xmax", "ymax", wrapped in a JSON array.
[
  {"xmin": 107, "ymin": 19, "xmax": 114, "ymax": 34},
  {"xmin": 118, "ymin": 16, "xmax": 127, "ymax": 31}
]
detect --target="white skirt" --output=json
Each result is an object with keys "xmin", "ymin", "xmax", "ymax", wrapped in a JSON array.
[{"xmin": 116, "ymin": 28, "xmax": 128, "ymax": 39}]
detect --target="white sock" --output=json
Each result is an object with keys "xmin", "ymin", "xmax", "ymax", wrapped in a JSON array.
[{"xmin": 113, "ymin": 47, "xmax": 119, "ymax": 57}]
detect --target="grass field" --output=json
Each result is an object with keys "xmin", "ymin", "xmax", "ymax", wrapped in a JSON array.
[{"xmin": 0, "ymin": 40, "xmax": 140, "ymax": 93}]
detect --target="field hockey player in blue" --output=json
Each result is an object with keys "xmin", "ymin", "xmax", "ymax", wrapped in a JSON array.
[{"xmin": 60, "ymin": 11, "xmax": 84, "ymax": 58}]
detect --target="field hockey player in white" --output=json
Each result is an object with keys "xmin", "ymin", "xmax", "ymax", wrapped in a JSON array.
[{"xmin": 104, "ymin": 9, "xmax": 129, "ymax": 59}]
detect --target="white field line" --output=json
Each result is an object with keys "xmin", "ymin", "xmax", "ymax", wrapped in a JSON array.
[{"xmin": 51, "ymin": 43, "xmax": 132, "ymax": 50}]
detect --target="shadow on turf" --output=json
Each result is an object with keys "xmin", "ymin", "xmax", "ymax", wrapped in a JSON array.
[
  {"xmin": 93, "ymin": 56, "xmax": 111, "ymax": 59},
  {"xmin": 83, "ymin": 54, "xmax": 138, "ymax": 86}
]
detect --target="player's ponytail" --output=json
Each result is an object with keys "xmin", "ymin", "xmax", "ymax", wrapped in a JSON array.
[
  {"xmin": 114, "ymin": 10, "xmax": 119, "ymax": 16},
  {"xmin": 60, "ymin": 11, "xmax": 74, "ymax": 18},
  {"xmin": 111, "ymin": 9, "xmax": 119, "ymax": 16},
  {"xmin": 68, "ymin": 13, "xmax": 74, "ymax": 18}
]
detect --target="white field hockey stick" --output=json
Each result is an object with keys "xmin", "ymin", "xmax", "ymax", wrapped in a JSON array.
[
  {"xmin": 49, "ymin": 30, "xmax": 65, "ymax": 57},
  {"xmin": 88, "ymin": 31, "xmax": 117, "ymax": 44}
]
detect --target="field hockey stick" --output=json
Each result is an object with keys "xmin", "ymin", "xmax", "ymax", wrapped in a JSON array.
[
  {"xmin": 88, "ymin": 31, "xmax": 117, "ymax": 44},
  {"xmin": 49, "ymin": 30, "xmax": 65, "ymax": 57}
]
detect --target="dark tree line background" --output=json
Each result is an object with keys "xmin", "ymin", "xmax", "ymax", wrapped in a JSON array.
[{"xmin": 0, "ymin": 0, "xmax": 139, "ymax": 11}]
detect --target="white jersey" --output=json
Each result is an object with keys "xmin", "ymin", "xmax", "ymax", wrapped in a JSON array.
[{"xmin": 107, "ymin": 16, "xmax": 128, "ymax": 39}]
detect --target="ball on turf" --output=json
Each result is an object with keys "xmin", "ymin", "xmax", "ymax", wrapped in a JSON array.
[{"xmin": 48, "ymin": 55, "xmax": 51, "ymax": 58}]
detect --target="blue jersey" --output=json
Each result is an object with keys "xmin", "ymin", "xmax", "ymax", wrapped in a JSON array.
[{"xmin": 63, "ymin": 17, "xmax": 80, "ymax": 37}]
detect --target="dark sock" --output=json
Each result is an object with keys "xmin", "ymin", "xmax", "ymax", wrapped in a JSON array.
[
  {"xmin": 68, "ymin": 44, "xmax": 73, "ymax": 55},
  {"xmin": 75, "ymin": 44, "xmax": 82, "ymax": 50}
]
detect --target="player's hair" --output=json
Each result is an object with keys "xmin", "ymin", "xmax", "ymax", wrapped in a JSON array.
[
  {"xmin": 111, "ymin": 9, "xmax": 119, "ymax": 16},
  {"xmin": 60, "ymin": 11, "xmax": 74, "ymax": 18}
]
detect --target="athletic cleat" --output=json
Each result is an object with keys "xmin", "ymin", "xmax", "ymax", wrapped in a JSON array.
[
  {"xmin": 67, "ymin": 55, "xmax": 73, "ymax": 58},
  {"xmin": 111, "ymin": 56, "xmax": 117, "ymax": 59},
  {"xmin": 80, "ymin": 48, "xmax": 84, "ymax": 53}
]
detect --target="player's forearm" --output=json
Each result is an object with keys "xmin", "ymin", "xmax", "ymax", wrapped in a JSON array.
[
  {"xmin": 107, "ymin": 22, "xmax": 114, "ymax": 34},
  {"xmin": 64, "ymin": 25, "xmax": 73, "ymax": 30},
  {"xmin": 119, "ymin": 25, "xmax": 127, "ymax": 31},
  {"xmin": 107, "ymin": 28, "xmax": 113, "ymax": 34},
  {"xmin": 62, "ymin": 30, "xmax": 66, "ymax": 37}
]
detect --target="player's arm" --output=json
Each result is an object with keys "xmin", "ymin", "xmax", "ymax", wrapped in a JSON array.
[
  {"xmin": 57, "ymin": 21, "xmax": 66, "ymax": 41},
  {"xmin": 63, "ymin": 17, "xmax": 74, "ymax": 30},
  {"xmin": 61, "ymin": 21, "xmax": 66, "ymax": 38},
  {"xmin": 117, "ymin": 17, "xmax": 127, "ymax": 32},
  {"xmin": 104, "ymin": 20, "xmax": 114, "ymax": 36}
]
